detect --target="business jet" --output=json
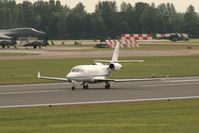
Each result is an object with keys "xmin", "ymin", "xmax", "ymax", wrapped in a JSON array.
[{"xmin": 38, "ymin": 44, "xmax": 161, "ymax": 90}]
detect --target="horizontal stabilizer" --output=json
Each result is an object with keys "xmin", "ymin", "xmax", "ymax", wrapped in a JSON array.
[
  {"xmin": 94, "ymin": 60, "xmax": 144, "ymax": 63},
  {"xmin": 94, "ymin": 60, "xmax": 111, "ymax": 63},
  {"xmin": 116, "ymin": 60, "xmax": 144, "ymax": 63}
]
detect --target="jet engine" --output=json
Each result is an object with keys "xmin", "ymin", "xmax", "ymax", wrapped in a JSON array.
[
  {"xmin": 93, "ymin": 62, "xmax": 103, "ymax": 65},
  {"xmin": 109, "ymin": 63, "xmax": 122, "ymax": 71}
]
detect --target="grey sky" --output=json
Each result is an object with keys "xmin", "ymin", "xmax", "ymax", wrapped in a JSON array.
[{"xmin": 16, "ymin": 0, "xmax": 199, "ymax": 13}]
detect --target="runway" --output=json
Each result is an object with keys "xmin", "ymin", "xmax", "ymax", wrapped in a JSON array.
[{"xmin": 0, "ymin": 76, "xmax": 199, "ymax": 108}]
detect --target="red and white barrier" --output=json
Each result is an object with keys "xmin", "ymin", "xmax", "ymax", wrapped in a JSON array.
[
  {"xmin": 105, "ymin": 40, "xmax": 124, "ymax": 48},
  {"xmin": 105, "ymin": 39, "xmax": 139, "ymax": 48},
  {"xmin": 121, "ymin": 34, "xmax": 152, "ymax": 40},
  {"xmin": 105, "ymin": 34, "xmax": 152, "ymax": 48},
  {"xmin": 120, "ymin": 38, "xmax": 139, "ymax": 48}
]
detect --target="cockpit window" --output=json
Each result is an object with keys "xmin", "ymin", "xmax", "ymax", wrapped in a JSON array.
[{"xmin": 71, "ymin": 68, "xmax": 84, "ymax": 73}]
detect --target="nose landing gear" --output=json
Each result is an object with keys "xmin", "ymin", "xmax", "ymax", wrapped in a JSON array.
[{"xmin": 71, "ymin": 81, "xmax": 76, "ymax": 90}]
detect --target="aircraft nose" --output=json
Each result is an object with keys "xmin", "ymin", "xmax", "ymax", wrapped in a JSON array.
[
  {"xmin": 67, "ymin": 72, "xmax": 78, "ymax": 78},
  {"xmin": 66, "ymin": 73, "xmax": 72, "ymax": 78}
]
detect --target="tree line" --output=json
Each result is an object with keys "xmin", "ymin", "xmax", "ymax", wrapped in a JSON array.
[{"xmin": 0, "ymin": 0, "xmax": 199, "ymax": 39}]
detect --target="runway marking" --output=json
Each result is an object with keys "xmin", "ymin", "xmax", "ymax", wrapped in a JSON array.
[
  {"xmin": 166, "ymin": 76, "xmax": 199, "ymax": 80},
  {"xmin": 165, "ymin": 79, "xmax": 199, "ymax": 83},
  {"xmin": 0, "ymin": 90, "xmax": 66, "ymax": 95},
  {"xmin": 143, "ymin": 82, "xmax": 199, "ymax": 87},
  {"xmin": 0, "ymin": 96, "xmax": 199, "ymax": 108},
  {"xmin": 0, "ymin": 83, "xmax": 68, "ymax": 88}
]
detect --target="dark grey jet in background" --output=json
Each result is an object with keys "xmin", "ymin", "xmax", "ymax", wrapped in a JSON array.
[{"xmin": 0, "ymin": 28, "xmax": 48, "ymax": 49}]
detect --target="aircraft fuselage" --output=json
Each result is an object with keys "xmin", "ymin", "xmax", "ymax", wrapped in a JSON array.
[{"xmin": 66, "ymin": 65, "xmax": 112, "ymax": 83}]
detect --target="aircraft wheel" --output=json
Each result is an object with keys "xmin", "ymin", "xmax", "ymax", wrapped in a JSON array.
[
  {"xmin": 72, "ymin": 86, "xmax": 76, "ymax": 90},
  {"xmin": 83, "ymin": 83, "xmax": 89, "ymax": 89},
  {"xmin": 105, "ymin": 82, "xmax": 111, "ymax": 89}
]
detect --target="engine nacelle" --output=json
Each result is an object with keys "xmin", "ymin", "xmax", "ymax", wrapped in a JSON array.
[
  {"xmin": 93, "ymin": 62, "xmax": 103, "ymax": 65},
  {"xmin": 109, "ymin": 63, "xmax": 122, "ymax": 71}
]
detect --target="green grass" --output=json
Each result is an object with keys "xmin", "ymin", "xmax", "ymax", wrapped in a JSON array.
[
  {"xmin": 137, "ymin": 44, "xmax": 199, "ymax": 50},
  {"xmin": 0, "ymin": 56, "xmax": 199, "ymax": 84},
  {"xmin": 187, "ymin": 38, "xmax": 199, "ymax": 43},
  {"xmin": 48, "ymin": 44, "xmax": 199, "ymax": 52},
  {"xmin": 115, "ymin": 44, "xmax": 199, "ymax": 51},
  {"xmin": 0, "ymin": 99, "xmax": 199, "ymax": 133}
]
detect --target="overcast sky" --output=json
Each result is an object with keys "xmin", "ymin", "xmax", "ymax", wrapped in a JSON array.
[{"xmin": 16, "ymin": 0, "xmax": 199, "ymax": 13}]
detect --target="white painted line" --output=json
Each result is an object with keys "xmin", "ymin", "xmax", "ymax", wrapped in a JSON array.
[
  {"xmin": 165, "ymin": 79, "xmax": 199, "ymax": 83},
  {"xmin": 143, "ymin": 82, "xmax": 199, "ymax": 87},
  {"xmin": 0, "ymin": 90, "xmax": 66, "ymax": 95},
  {"xmin": 0, "ymin": 96, "xmax": 199, "ymax": 109},
  {"xmin": 0, "ymin": 83, "xmax": 68, "ymax": 88},
  {"xmin": 166, "ymin": 76, "xmax": 199, "ymax": 80}
]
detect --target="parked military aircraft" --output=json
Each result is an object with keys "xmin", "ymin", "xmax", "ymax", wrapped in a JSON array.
[
  {"xmin": 38, "ymin": 44, "xmax": 163, "ymax": 90},
  {"xmin": 0, "ymin": 39, "xmax": 17, "ymax": 48},
  {"xmin": 0, "ymin": 28, "xmax": 46, "ymax": 48},
  {"xmin": 156, "ymin": 33, "xmax": 190, "ymax": 42},
  {"xmin": 23, "ymin": 37, "xmax": 49, "ymax": 49}
]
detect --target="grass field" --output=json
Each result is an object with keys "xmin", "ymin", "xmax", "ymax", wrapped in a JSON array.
[
  {"xmin": 0, "ymin": 99, "xmax": 198, "ymax": 133},
  {"xmin": 128, "ymin": 44, "xmax": 199, "ymax": 50},
  {"xmin": 0, "ymin": 56, "xmax": 199, "ymax": 84},
  {"xmin": 47, "ymin": 44, "xmax": 199, "ymax": 52}
]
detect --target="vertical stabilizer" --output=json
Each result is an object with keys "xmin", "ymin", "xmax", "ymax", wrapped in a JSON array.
[{"xmin": 111, "ymin": 44, "xmax": 119, "ymax": 63}]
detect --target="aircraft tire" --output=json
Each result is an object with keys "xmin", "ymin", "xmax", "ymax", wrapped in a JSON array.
[
  {"xmin": 72, "ymin": 86, "xmax": 76, "ymax": 90},
  {"xmin": 105, "ymin": 83, "xmax": 111, "ymax": 89},
  {"xmin": 83, "ymin": 83, "xmax": 89, "ymax": 89}
]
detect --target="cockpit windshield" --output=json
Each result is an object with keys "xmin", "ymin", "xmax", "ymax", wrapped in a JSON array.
[{"xmin": 71, "ymin": 68, "xmax": 84, "ymax": 73}]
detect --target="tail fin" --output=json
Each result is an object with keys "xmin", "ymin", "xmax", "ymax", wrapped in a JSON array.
[
  {"xmin": 94, "ymin": 44, "xmax": 144, "ymax": 63},
  {"xmin": 111, "ymin": 44, "xmax": 119, "ymax": 63}
]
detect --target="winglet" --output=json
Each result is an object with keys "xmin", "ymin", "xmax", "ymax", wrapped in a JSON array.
[{"xmin": 37, "ymin": 72, "xmax": 41, "ymax": 78}]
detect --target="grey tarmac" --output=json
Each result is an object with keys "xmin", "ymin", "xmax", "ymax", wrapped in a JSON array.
[
  {"xmin": 0, "ymin": 76, "xmax": 199, "ymax": 108},
  {"xmin": 1, "ymin": 48, "xmax": 199, "ymax": 60}
]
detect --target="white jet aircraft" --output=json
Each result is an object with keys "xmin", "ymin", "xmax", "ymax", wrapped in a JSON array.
[{"xmin": 38, "ymin": 44, "xmax": 161, "ymax": 90}]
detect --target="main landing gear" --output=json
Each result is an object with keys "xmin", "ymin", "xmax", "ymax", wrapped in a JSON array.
[
  {"xmin": 72, "ymin": 86, "xmax": 76, "ymax": 90},
  {"xmin": 72, "ymin": 82, "xmax": 89, "ymax": 90},
  {"xmin": 82, "ymin": 82, "xmax": 89, "ymax": 89},
  {"xmin": 105, "ymin": 82, "xmax": 111, "ymax": 89},
  {"xmin": 71, "ymin": 82, "xmax": 111, "ymax": 90}
]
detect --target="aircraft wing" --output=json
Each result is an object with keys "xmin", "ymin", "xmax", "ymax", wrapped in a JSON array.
[
  {"xmin": 0, "ymin": 33, "xmax": 12, "ymax": 39},
  {"xmin": 37, "ymin": 72, "xmax": 69, "ymax": 81},
  {"xmin": 95, "ymin": 78, "xmax": 165, "ymax": 82},
  {"xmin": 113, "ymin": 78, "xmax": 165, "ymax": 82}
]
